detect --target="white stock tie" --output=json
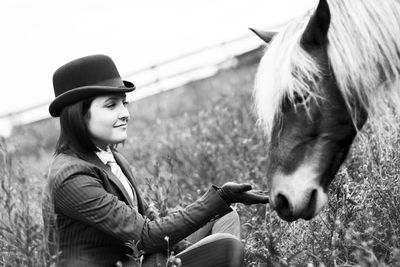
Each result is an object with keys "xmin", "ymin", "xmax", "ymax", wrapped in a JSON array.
[{"xmin": 96, "ymin": 149, "xmax": 136, "ymax": 205}]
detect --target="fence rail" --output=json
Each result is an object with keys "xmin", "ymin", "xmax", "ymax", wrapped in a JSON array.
[{"xmin": 0, "ymin": 19, "xmax": 290, "ymax": 137}]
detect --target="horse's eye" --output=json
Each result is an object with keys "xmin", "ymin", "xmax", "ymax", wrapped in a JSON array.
[
  {"xmin": 282, "ymin": 91, "xmax": 310, "ymax": 112},
  {"xmin": 293, "ymin": 91, "xmax": 310, "ymax": 105}
]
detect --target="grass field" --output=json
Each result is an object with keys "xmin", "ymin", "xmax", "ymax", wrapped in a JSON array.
[{"xmin": 1, "ymin": 52, "xmax": 399, "ymax": 266}]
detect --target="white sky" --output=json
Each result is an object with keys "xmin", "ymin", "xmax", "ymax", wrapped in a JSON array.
[{"xmin": 0, "ymin": 0, "xmax": 316, "ymax": 118}]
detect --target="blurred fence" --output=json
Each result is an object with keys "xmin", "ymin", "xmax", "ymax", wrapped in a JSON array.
[
  {"xmin": 0, "ymin": 21, "xmax": 288, "ymax": 137},
  {"xmin": 123, "ymin": 33, "xmax": 260, "ymax": 103}
]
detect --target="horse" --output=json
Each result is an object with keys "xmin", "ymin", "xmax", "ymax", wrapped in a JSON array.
[{"xmin": 251, "ymin": 0, "xmax": 400, "ymax": 221}]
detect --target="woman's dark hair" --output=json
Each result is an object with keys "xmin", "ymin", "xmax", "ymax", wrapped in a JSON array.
[{"xmin": 55, "ymin": 97, "xmax": 97, "ymax": 155}]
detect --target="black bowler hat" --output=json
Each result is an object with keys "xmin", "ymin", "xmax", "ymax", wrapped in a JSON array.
[{"xmin": 49, "ymin": 54, "xmax": 135, "ymax": 117}]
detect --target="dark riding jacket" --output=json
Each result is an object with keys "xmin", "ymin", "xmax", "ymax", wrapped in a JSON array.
[{"xmin": 42, "ymin": 149, "xmax": 231, "ymax": 267}]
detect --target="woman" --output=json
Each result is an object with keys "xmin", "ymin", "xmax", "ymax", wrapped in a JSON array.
[{"xmin": 43, "ymin": 55, "xmax": 269, "ymax": 267}]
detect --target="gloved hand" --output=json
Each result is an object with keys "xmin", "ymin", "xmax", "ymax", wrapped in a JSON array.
[{"xmin": 217, "ymin": 182, "xmax": 269, "ymax": 205}]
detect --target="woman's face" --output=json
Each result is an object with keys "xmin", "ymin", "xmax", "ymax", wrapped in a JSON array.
[{"xmin": 87, "ymin": 93, "xmax": 130, "ymax": 149}]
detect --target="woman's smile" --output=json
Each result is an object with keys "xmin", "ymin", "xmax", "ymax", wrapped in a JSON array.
[{"xmin": 114, "ymin": 123, "xmax": 127, "ymax": 128}]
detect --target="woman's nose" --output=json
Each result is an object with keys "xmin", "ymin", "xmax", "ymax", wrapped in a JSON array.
[{"xmin": 119, "ymin": 105, "xmax": 130, "ymax": 121}]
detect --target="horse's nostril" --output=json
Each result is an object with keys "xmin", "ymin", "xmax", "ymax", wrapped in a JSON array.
[
  {"xmin": 307, "ymin": 189, "xmax": 318, "ymax": 215},
  {"xmin": 297, "ymin": 189, "xmax": 318, "ymax": 220},
  {"xmin": 275, "ymin": 193, "xmax": 291, "ymax": 214},
  {"xmin": 310, "ymin": 189, "xmax": 317, "ymax": 204}
]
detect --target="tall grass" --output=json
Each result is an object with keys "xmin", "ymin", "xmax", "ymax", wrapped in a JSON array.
[
  {"xmin": 1, "ymin": 58, "xmax": 399, "ymax": 266},
  {"xmin": 0, "ymin": 139, "xmax": 52, "ymax": 266}
]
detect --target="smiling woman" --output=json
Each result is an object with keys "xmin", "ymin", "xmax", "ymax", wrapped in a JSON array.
[{"xmin": 42, "ymin": 54, "xmax": 269, "ymax": 267}]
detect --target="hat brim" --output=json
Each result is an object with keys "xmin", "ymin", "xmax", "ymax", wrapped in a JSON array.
[{"xmin": 49, "ymin": 80, "xmax": 135, "ymax": 117}]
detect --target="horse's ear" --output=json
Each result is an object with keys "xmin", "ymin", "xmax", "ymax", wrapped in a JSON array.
[
  {"xmin": 249, "ymin": 28, "xmax": 276, "ymax": 43},
  {"xmin": 301, "ymin": 0, "xmax": 331, "ymax": 48}
]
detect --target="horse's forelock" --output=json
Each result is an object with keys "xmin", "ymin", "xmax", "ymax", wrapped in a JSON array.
[
  {"xmin": 255, "ymin": 0, "xmax": 400, "ymax": 140},
  {"xmin": 254, "ymin": 18, "xmax": 322, "ymax": 141}
]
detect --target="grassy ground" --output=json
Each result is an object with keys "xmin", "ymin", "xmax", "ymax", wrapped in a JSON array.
[{"xmin": 1, "ymin": 55, "xmax": 399, "ymax": 266}]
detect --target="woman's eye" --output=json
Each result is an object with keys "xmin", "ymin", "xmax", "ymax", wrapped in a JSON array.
[
  {"xmin": 123, "ymin": 100, "xmax": 129, "ymax": 106},
  {"xmin": 106, "ymin": 103, "xmax": 116, "ymax": 108}
]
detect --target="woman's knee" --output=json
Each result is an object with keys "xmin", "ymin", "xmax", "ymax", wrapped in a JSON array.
[
  {"xmin": 228, "ymin": 209, "xmax": 240, "ymax": 223},
  {"xmin": 220, "ymin": 209, "xmax": 240, "ymax": 227},
  {"xmin": 213, "ymin": 233, "xmax": 243, "ymax": 250},
  {"xmin": 212, "ymin": 234, "xmax": 243, "ymax": 267},
  {"xmin": 213, "ymin": 210, "xmax": 241, "ymax": 238},
  {"xmin": 212, "ymin": 232, "xmax": 240, "ymax": 241},
  {"xmin": 176, "ymin": 233, "xmax": 244, "ymax": 267},
  {"xmin": 200, "ymin": 233, "xmax": 243, "ymax": 257}
]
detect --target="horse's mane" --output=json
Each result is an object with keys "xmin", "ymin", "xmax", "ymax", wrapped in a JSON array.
[{"xmin": 254, "ymin": 0, "xmax": 400, "ymax": 141}]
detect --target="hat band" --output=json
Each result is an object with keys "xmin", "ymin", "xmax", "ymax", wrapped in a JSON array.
[{"xmin": 94, "ymin": 77, "xmax": 125, "ymax": 87}]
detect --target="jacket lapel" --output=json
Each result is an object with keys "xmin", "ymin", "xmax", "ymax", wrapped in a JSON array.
[
  {"xmin": 113, "ymin": 151, "xmax": 145, "ymax": 213},
  {"xmin": 71, "ymin": 149, "xmax": 135, "ymax": 206}
]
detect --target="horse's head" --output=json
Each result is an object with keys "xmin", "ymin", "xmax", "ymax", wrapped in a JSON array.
[{"xmin": 253, "ymin": 0, "xmax": 368, "ymax": 221}]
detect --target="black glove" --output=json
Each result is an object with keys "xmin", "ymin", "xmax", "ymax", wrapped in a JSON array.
[{"xmin": 217, "ymin": 182, "xmax": 269, "ymax": 205}]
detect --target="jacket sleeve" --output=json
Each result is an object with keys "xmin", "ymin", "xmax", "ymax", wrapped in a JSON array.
[{"xmin": 53, "ymin": 172, "xmax": 232, "ymax": 254}]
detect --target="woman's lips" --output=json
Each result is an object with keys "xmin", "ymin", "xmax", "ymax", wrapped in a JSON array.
[{"xmin": 114, "ymin": 124, "xmax": 127, "ymax": 128}]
